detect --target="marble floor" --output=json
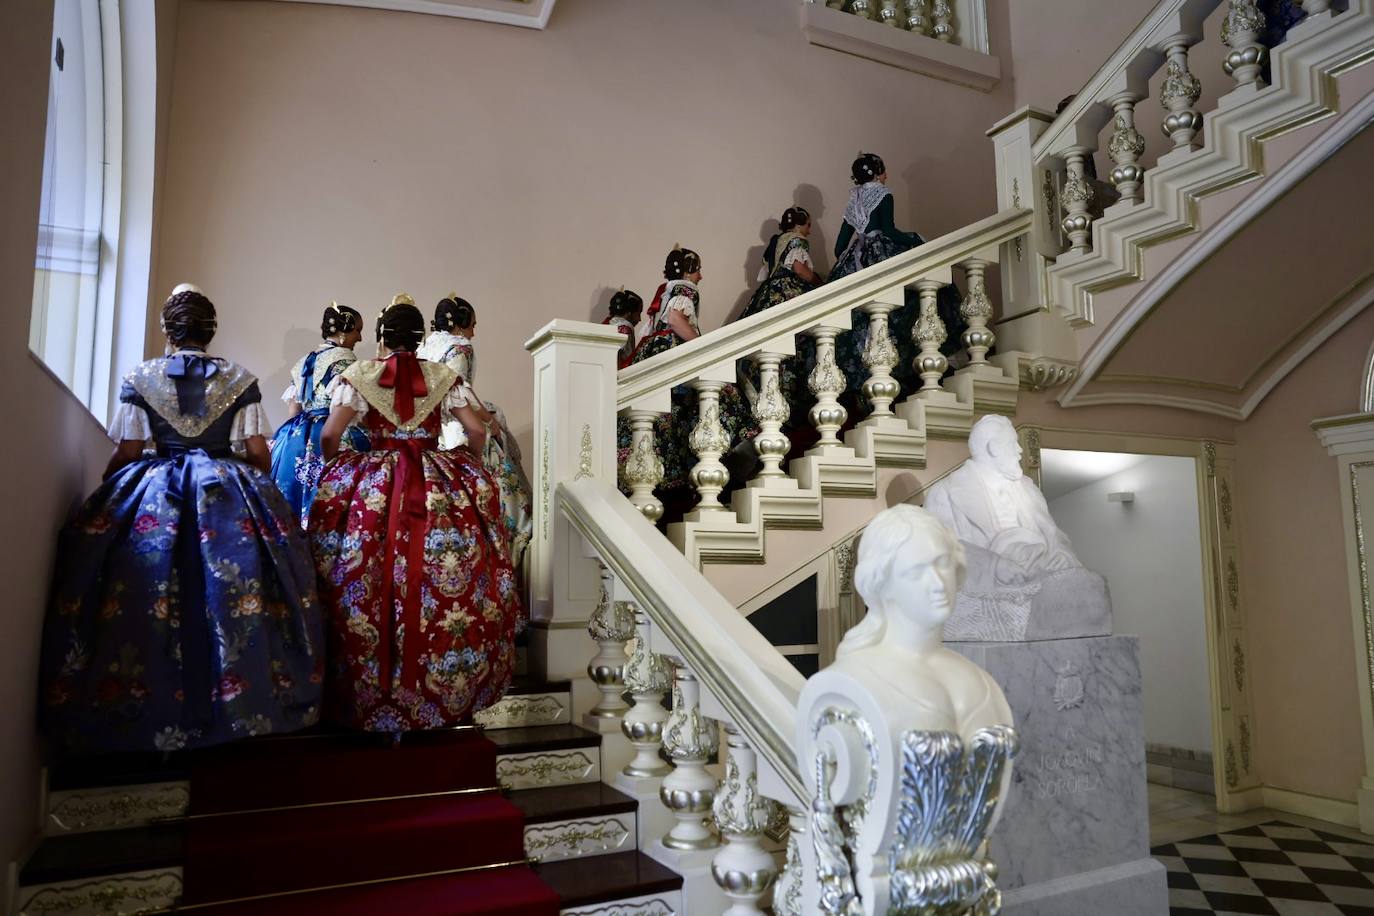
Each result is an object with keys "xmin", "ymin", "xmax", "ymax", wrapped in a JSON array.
[{"xmin": 1150, "ymin": 784, "xmax": 1374, "ymax": 849}]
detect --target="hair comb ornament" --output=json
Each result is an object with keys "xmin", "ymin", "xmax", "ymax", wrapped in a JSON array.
[
  {"xmin": 170, "ymin": 282, "xmax": 204, "ymax": 298},
  {"xmin": 391, "ymin": 293, "xmax": 415, "ymax": 307}
]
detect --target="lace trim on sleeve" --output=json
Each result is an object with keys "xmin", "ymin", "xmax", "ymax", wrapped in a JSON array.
[
  {"xmin": 229, "ymin": 402, "xmax": 272, "ymax": 443},
  {"xmin": 782, "ymin": 243, "xmax": 813, "ymax": 270},
  {"xmin": 107, "ymin": 402, "xmax": 152, "ymax": 443},
  {"xmin": 280, "ymin": 383, "xmax": 298, "ymax": 405},
  {"xmin": 666, "ymin": 294, "xmax": 697, "ymax": 322},
  {"xmin": 325, "ymin": 377, "xmax": 370, "ymax": 416}
]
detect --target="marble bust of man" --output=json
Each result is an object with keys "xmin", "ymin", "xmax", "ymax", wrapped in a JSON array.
[{"xmin": 923, "ymin": 415, "xmax": 1111, "ymax": 641}]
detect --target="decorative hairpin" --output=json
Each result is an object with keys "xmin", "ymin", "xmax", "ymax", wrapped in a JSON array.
[{"xmin": 391, "ymin": 293, "xmax": 415, "ymax": 307}]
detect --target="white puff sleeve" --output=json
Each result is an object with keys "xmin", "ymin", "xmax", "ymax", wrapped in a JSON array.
[
  {"xmin": 230, "ymin": 403, "xmax": 273, "ymax": 442},
  {"xmin": 325, "ymin": 377, "xmax": 370, "ymax": 416},
  {"xmin": 280, "ymin": 383, "xmax": 299, "ymax": 405},
  {"xmin": 107, "ymin": 402, "xmax": 152, "ymax": 443},
  {"xmin": 781, "ymin": 243, "xmax": 813, "ymax": 271},
  {"xmin": 444, "ymin": 381, "xmax": 472, "ymax": 417}
]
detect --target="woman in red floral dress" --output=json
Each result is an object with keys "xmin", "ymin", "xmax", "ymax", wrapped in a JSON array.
[{"xmin": 309, "ymin": 296, "xmax": 521, "ymax": 733}]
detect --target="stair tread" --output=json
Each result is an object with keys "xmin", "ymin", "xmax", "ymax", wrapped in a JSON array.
[
  {"xmin": 505, "ymin": 677, "xmax": 571, "ymax": 696},
  {"xmin": 535, "ymin": 850, "xmax": 682, "ymax": 908},
  {"xmin": 19, "ymin": 823, "xmax": 184, "ymax": 886},
  {"xmin": 509, "ymin": 782, "xmax": 637, "ymax": 823},
  {"xmin": 486, "ymin": 724, "xmax": 602, "ymax": 752}
]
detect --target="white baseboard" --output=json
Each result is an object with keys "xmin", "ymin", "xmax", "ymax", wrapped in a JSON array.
[{"xmin": 1262, "ymin": 786, "xmax": 1361, "ymax": 829}]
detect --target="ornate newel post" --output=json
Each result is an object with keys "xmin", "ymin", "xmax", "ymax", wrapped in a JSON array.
[
  {"xmin": 1160, "ymin": 39, "xmax": 1204, "ymax": 150},
  {"xmin": 1222, "ymin": 0, "xmax": 1267, "ymax": 89},
  {"xmin": 1107, "ymin": 92, "xmax": 1147, "ymax": 204},
  {"xmin": 659, "ymin": 661, "xmax": 721, "ymax": 851},
  {"xmin": 622, "ymin": 409, "xmax": 665, "ymax": 522},
  {"xmin": 586, "ymin": 564, "xmax": 635, "ymax": 721},
  {"xmin": 1060, "ymin": 146, "xmax": 1096, "ymax": 253},
  {"xmin": 711, "ymin": 726, "xmax": 779, "ymax": 916},
  {"xmin": 807, "ymin": 327, "xmax": 848, "ymax": 451},
  {"xmin": 686, "ymin": 380, "xmax": 731, "ymax": 516},
  {"xmin": 524, "ymin": 320, "xmax": 623, "ymax": 698}
]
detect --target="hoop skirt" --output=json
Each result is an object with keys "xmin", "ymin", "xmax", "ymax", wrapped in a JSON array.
[
  {"xmin": 40, "ymin": 357, "xmax": 324, "ymax": 754},
  {"xmin": 270, "ymin": 345, "xmax": 369, "ymax": 527},
  {"xmin": 310, "ymin": 359, "xmax": 521, "ymax": 732}
]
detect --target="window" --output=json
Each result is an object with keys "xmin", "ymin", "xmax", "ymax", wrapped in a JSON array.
[{"xmin": 28, "ymin": 0, "xmax": 159, "ymax": 426}]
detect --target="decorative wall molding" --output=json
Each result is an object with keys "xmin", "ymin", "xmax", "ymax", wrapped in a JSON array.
[
  {"xmin": 523, "ymin": 814, "xmax": 635, "ymax": 863},
  {"xmin": 45, "ymin": 782, "xmax": 189, "ymax": 835},
  {"xmin": 273, "ymin": 0, "xmax": 556, "ymax": 29},
  {"xmin": 800, "ymin": 1, "xmax": 1000, "ymax": 92}
]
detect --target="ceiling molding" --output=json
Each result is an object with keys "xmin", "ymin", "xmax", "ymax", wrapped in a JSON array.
[
  {"xmin": 272, "ymin": 0, "xmax": 556, "ymax": 29},
  {"xmin": 1061, "ymin": 89, "xmax": 1374, "ymax": 410}
]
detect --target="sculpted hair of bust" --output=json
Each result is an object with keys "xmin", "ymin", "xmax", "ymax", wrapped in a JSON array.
[{"xmin": 968, "ymin": 414, "xmax": 1023, "ymax": 481}]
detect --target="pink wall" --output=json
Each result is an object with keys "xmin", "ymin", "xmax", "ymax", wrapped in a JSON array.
[
  {"xmin": 0, "ymin": 1, "xmax": 125, "ymax": 870},
  {"xmin": 1236, "ymin": 304, "xmax": 1374, "ymax": 803},
  {"xmin": 151, "ymin": 0, "xmax": 1054, "ymax": 453}
]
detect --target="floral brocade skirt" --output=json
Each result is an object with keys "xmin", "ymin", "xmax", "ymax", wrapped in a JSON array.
[
  {"xmin": 269, "ymin": 408, "xmax": 370, "ymax": 528},
  {"xmin": 40, "ymin": 455, "xmax": 325, "ymax": 754},
  {"xmin": 618, "ymin": 333, "xmax": 759, "ymax": 495},
  {"xmin": 309, "ymin": 445, "xmax": 521, "ymax": 732}
]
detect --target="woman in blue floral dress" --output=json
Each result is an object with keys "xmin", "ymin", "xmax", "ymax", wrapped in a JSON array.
[
  {"xmin": 617, "ymin": 248, "xmax": 759, "ymax": 507},
  {"xmin": 269, "ymin": 302, "xmax": 370, "ymax": 527},
  {"xmin": 40, "ymin": 285, "xmax": 324, "ymax": 754},
  {"xmin": 416, "ymin": 295, "xmax": 533, "ymax": 582}
]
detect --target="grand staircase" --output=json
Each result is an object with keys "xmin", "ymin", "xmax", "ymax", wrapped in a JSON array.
[
  {"xmin": 11, "ymin": 1, "xmax": 1374, "ymax": 914},
  {"xmin": 12, "ymin": 670, "xmax": 684, "ymax": 915}
]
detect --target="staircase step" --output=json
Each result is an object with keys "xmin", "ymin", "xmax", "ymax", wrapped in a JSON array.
[
  {"xmin": 476, "ymin": 680, "xmax": 572, "ymax": 730},
  {"xmin": 172, "ymin": 864, "xmax": 560, "ymax": 915},
  {"xmin": 16, "ymin": 824, "xmax": 185, "ymax": 916},
  {"xmin": 181, "ymin": 791, "xmax": 524, "ymax": 904},
  {"xmin": 535, "ymin": 850, "xmax": 683, "ymax": 913},
  {"xmin": 511, "ymin": 783, "xmax": 639, "ymax": 864},
  {"xmin": 489, "ymin": 725, "xmax": 603, "ymax": 790}
]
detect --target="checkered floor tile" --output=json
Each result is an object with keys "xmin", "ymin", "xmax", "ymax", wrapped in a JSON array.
[{"xmin": 1154, "ymin": 821, "xmax": 1374, "ymax": 915}]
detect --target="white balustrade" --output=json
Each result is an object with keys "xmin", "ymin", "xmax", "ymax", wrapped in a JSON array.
[
  {"xmin": 806, "ymin": 327, "xmax": 848, "ymax": 450},
  {"xmin": 711, "ymin": 726, "xmax": 780, "ymax": 916},
  {"xmin": 1221, "ymin": 0, "xmax": 1268, "ymax": 88},
  {"xmin": 860, "ymin": 302, "xmax": 901, "ymax": 417},
  {"xmin": 1107, "ymin": 91, "xmax": 1147, "ymax": 203},
  {"xmin": 621, "ymin": 606, "xmax": 672, "ymax": 779},
  {"xmin": 1159, "ymin": 38, "xmax": 1204, "ymax": 150},
  {"xmin": 687, "ymin": 380, "xmax": 732, "ymax": 515},
  {"xmin": 749, "ymin": 353, "xmax": 792, "ymax": 484},
  {"xmin": 822, "ymin": 0, "xmax": 960, "ymax": 42},
  {"xmin": 587, "ymin": 563, "xmax": 635, "ymax": 720},
  {"xmin": 622, "ymin": 408, "xmax": 665, "ymax": 522},
  {"xmin": 958, "ymin": 259, "xmax": 994, "ymax": 367},
  {"xmin": 660, "ymin": 660, "xmax": 721, "ymax": 851},
  {"xmin": 912, "ymin": 279, "xmax": 949, "ymax": 392}
]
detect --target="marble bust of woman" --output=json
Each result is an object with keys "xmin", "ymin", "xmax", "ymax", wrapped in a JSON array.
[{"xmin": 831, "ymin": 503, "xmax": 1012, "ymax": 744}]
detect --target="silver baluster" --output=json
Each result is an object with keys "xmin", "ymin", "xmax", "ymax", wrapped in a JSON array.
[
  {"xmin": 587, "ymin": 564, "xmax": 635, "ymax": 720},
  {"xmin": 913, "ymin": 279, "xmax": 949, "ymax": 392},
  {"xmin": 687, "ymin": 380, "xmax": 731, "ymax": 514},
  {"xmin": 711, "ymin": 726, "xmax": 779, "ymax": 916},
  {"xmin": 1107, "ymin": 92, "xmax": 1146, "ymax": 204},
  {"xmin": 879, "ymin": 0, "xmax": 900, "ymax": 26},
  {"xmin": 750, "ymin": 353, "xmax": 791, "ymax": 483},
  {"xmin": 659, "ymin": 661, "xmax": 721, "ymax": 851},
  {"xmin": 1160, "ymin": 39, "xmax": 1203, "ymax": 150},
  {"xmin": 931, "ymin": 0, "xmax": 954, "ymax": 42},
  {"xmin": 620, "ymin": 607, "xmax": 671, "ymax": 778},
  {"xmin": 903, "ymin": 0, "xmax": 929, "ymax": 33},
  {"xmin": 860, "ymin": 302, "xmax": 900, "ymax": 418},
  {"xmin": 772, "ymin": 806, "xmax": 808, "ymax": 916},
  {"xmin": 1222, "ymin": 0, "xmax": 1268, "ymax": 88},
  {"xmin": 808, "ymin": 327, "xmax": 848, "ymax": 450},
  {"xmin": 1060, "ymin": 147, "xmax": 1095, "ymax": 253},
  {"xmin": 958, "ymin": 260, "xmax": 995, "ymax": 368},
  {"xmin": 622, "ymin": 409, "xmax": 665, "ymax": 522}
]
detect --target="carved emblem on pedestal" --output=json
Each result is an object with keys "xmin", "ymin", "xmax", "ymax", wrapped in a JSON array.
[{"xmin": 1053, "ymin": 662, "xmax": 1085, "ymax": 711}]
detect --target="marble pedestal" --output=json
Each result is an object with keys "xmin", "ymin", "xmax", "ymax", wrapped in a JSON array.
[{"xmin": 950, "ymin": 635, "xmax": 1167, "ymax": 916}]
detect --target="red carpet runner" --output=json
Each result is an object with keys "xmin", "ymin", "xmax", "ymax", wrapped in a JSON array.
[{"xmin": 179, "ymin": 728, "xmax": 560, "ymax": 914}]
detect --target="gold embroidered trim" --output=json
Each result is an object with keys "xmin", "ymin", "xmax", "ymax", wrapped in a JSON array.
[
  {"xmin": 342, "ymin": 359, "xmax": 458, "ymax": 431},
  {"xmin": 292, "ymin": 346, "xmax": 357, "ymax": 407},
  {"xmin": 127, "ymin": 358, "xmax": 258, "ymax": 439}
]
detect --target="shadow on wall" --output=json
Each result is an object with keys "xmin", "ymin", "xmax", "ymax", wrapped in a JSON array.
[{"xmin": 723, "ymin": 182, "xmax": 830, "ymax": 325}]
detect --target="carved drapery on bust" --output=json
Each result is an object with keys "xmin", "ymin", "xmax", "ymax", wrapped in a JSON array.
[{"xmin": 924, "ymin": 416, "xmax": 1112, "ymax": 642}]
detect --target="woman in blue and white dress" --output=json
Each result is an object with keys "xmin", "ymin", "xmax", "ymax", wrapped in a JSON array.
[
  {"xmin": 269, "ymin": 303, "xmax": 370, "ymax": 526},
  {"xmin": 40, "ymin": 285, "xmax": 324, "ymax": 754}
]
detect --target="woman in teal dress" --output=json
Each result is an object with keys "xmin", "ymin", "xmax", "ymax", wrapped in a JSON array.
[
  {"xmin": 828, "ymin": 153, "xmax": 964, "ymax": 411},
  {"xmin": 269, "ymin": 303, "xmax": 370, "ymax": 527}
]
